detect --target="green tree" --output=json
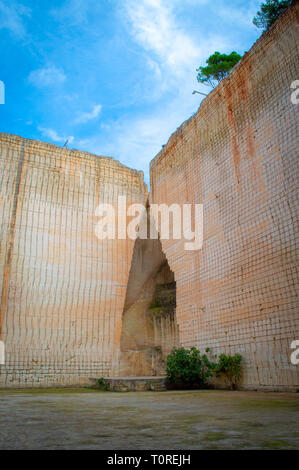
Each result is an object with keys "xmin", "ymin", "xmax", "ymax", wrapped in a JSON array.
[
  {"xmin": 196, "ymin": 51, "xmax": 242, "ymax": 88},
  {"xmin": 253, "ymin": 0, "xmax": 293, "ymax": 31}
]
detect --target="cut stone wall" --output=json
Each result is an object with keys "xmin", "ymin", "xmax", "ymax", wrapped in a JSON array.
[
  {"xmin": 150, "ymin": 5, "xmax": 299, "ymax": 391},
  {"xmin": 0, "ymin": 133, "xmax": 147, "ymax": 387}
]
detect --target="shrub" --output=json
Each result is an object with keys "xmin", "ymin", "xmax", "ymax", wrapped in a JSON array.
[
  {"xmin": 215, "ymin": 354, "xmax": 243, "ymax": 390},
  {"xmin": 166, "ymin": 347, "xmax": 216, "ymax": 389}
]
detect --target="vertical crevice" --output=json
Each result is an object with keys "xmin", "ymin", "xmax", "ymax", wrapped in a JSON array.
[{"xmin": 119, "ymin": 236, "xmax": 179, "ymax": 376}]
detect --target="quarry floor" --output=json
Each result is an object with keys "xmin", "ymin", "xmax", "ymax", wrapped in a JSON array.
[{"xmin": 0, "ymin": 389, "xmax": 298, "ymax": 450}]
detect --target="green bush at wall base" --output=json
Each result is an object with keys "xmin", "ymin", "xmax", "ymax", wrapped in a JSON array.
[
  {"xmin": 166, "ymin": 347, "xmax": 243, "ymax": 390},
  {"xmin": 166, "ymin": 347, "xmax": 217, "ymax": 389}
]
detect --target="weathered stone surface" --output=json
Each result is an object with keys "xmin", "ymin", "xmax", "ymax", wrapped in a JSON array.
[
  {"xmin": 150, "ymin": 5, "xmax": 299, "ymax": 391},
  {"xmin": 0, "ymin": 134, "xmax": 147, "ymax": 387}
]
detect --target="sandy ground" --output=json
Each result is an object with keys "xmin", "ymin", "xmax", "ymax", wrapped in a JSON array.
[{"xmin": 0, "ymin": 389, "xmax": 298, "ymax": 449}]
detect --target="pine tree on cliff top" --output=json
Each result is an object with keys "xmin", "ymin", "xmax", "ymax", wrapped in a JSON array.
[
  {"xmin": 253, "ymin": 0, "xmax": 293, "ymax": 31},
  {"xmin": 196, "ymin": 51, "xmax": 242, "ymax": 89}
]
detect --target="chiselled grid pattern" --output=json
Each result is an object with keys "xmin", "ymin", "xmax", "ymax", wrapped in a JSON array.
[
  {"xmin": 150, "ymin": 5, "xmax": 299, "ymax": 390},
  {"xmin": 0, "ymin": 134, "xmax": 147, "ymax": 387}
]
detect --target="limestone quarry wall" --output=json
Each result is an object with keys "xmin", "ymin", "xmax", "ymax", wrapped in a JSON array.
[
  {"xmin": 150, "ymin": 5, "xmax": 299, "ymax": 390},
  {"xmin": 0, "ymin": 133, "xmax": 147, "ymax": 387}
]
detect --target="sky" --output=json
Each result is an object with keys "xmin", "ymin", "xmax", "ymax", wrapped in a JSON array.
[{"xmin": 0, "ymin": 0, "xmax": 262, "ymax": 183}]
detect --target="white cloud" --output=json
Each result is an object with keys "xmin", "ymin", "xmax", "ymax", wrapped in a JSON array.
[
  {"xmin": 74, "ymin": 104, "xmax": 102, "ymax": 124},
  {"xmin": 28, "ymin": 67, "xmax": 66, "ymax": 87},
  {"xmin": 74, "ymin": 0, "xmax": 241, "ymax": 182},
  {"xmin": 124, "ymin": 0, "xmax": 200, "ymax": 77},
  {"xmin": 123, "ymin": 0, "xmax": 235, "ymax": 96},
  {"xmin": 110, "ymin": 0, "xmax": 236, "ymax": 180},
  {"xmin": 0, "ymin": 0, "xmax": 30, "ymax": 39},
  {"xmin": 146, "ymin": 58, "xmax": 162, "ymax": 79},
  {"xmin": 38, "ymin": 127, "xmax": 74, "ymax": 145}
]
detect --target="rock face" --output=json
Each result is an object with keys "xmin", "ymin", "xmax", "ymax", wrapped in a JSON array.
[
  {"xmin": 0, "ymin": 5, "xmax": 298, "ymax": 389},
  {"xmin": 150, "ymin": 5, "xmax": 299, "ymax": 391},
  {"xmin": 119, "ymin": 237, "xmax": 179, "ymax": 376},
  {"xmin": 0, "ymin": 134, "xmax": 147, "ymax": 387}
]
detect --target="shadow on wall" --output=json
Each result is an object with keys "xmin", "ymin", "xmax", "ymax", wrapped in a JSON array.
[{"xmin": 119, "ymin": 234, "xmax": 179, "ymax": 377}]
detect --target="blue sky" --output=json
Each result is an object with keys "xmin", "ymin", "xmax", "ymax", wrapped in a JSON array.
[{"xmin": 0, "ymin": 0, "xmax": 262, "ymax": 182}]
